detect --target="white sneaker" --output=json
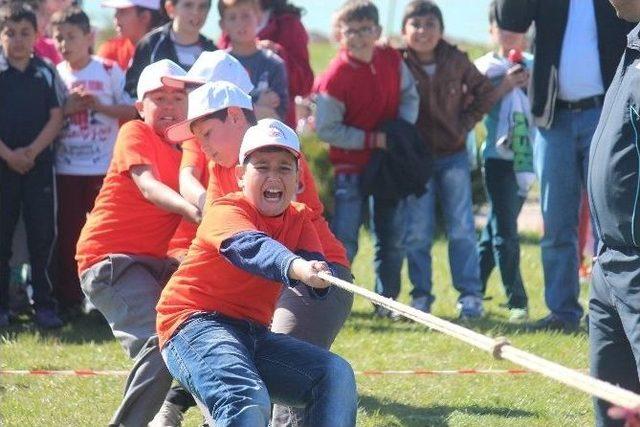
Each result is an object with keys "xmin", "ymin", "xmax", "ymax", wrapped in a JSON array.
[{"xmin": 148, "ymin": 401, "xmax": 184, "ymax": 427}]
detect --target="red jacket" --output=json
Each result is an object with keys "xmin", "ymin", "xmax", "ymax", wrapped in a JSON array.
[{"xmin": 315, "ymin": 46, "xmax": 402, "ymax": 174}]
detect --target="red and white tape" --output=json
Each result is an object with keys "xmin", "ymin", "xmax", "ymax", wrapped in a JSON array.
[{"xmin": 0, "ymin": 368, "xmax": 586, "ymax": 377}]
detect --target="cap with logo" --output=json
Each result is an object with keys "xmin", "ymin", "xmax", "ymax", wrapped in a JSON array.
[
  {"xmin": 101, "ymin": 0, "xmax": 160, "ymax": 10},
  {"xmin": 136, "ymin": 59, "xmax": 187, "ymax": 102},
  {"xmin": 239, "ymin": 119, "xmax": 301, "ymax": 165},
  {"xmin": 161, "ymin": 51, "xmax": 254, "ymax": 94},
  {"xmin": 165, "ymin": 81, "xmax": 253, "ymax": 142}
]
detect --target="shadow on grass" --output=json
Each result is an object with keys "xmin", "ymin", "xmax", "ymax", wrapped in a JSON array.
[
  {"xmin": 0, "ymin": 313, "xmax": 114, "ymax": 345},
  {"xmin": 359, "ymin": 394, "xmax": 536, "ymax": 426}
]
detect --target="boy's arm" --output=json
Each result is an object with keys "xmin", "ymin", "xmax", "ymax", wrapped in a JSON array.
[
  {"xmin": 0, "ymin": 139, "xmax": 33, "ymax": 174},
  {"xmin": 220, "ymin": 231, "xmax": 330, "ymax": 289},
  {"xmin": 130, "ymin": 164, "xmax": 202, "ymax": 224},
  {"xmin": 180, "ymin": 166, "xmax": 207, "ymax": 212},
  {"xmin": 91, "ymin": 102, "xmax": 138, "ymax": 121},
  {"xmin": 494, "ymin": 0, "xmax": 537, "ymax": 32},
  {"xmin": 25, "ymin": 107, "xmax": 64, "ymax": 160},
  {"xmin": 459, "ymin": 59, "xmax": 500, "ymax": 132},
  {"xmin": 270, "ymin": 58, "xmax": 290, "ymax": 120},
  {"xmin": 398, "ymin": 61, "xmax": 420, "ymax": 124},
  {"xmin": 315, "ymin": 94, "xmax": 383, "ymax": 150}
]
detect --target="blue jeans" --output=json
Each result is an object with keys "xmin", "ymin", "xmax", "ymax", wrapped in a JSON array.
[
  {"xmin": 535, "ymin": 106, "xmax": 601, "ymax": 323},
  {"xmin": 478, "ymin": 158, "xmax": 528, "ymax": 309},
  {"xmin": 163, "ymin": 312, "xmax": 357, "ymax": 427},
  {"xmin": 331, "ymin": 173, "xmax": 405, "ymax": 299},
  {"xmin": 589, "ymin": 244, "xmax": 640, "ymax": 427},
  {"xmin": 404, "ymin": 151, "xmax": 482, "ymax": 304}
]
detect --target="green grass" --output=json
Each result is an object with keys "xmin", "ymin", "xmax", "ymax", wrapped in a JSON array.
[{"xmin": 0, "ymin": 232, "xmax": 592, "ymax": 426}]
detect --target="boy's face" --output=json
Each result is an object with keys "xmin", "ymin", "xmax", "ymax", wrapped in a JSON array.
[
  {"xmin": 166, "ymin": 0, "xmax": 210, "ymax": 34},
  {"xmin": 402, "ymin": 14, "xmax": 442, "ymax": 58},
  {"xmin": 191, "ymin": 108, "xmax": 250, "ymax": 168},
  {"xmin": 136, "ymin": 86, "xmax": 188, "ymax": 137},
  {"xmin": 52, "ymin": 23, "xmax": 93, "ymax": 68},
  {"xmin": 114, "ymin": 7, "xmax": 147, "ymax": 40},
  {"xmin": 236, "ymin": 148, "xmax": 299, "ymax": 217},
  {"xmin": 338, "ymin": 19, "xmax": 380, "ymax": 62},
  {"xmin": 220, "ymin": 3, "xmax": 260, "ymax": 46},
  {"xmin": 0, "ymin": 19, "xmax": 37, "ymax": 63},
  {"xmin": 489, "ymin": 24, "xmax": 525, "ymax": 53}
]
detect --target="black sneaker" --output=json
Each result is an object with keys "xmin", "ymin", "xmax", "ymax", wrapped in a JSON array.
[
  {"xmin": 34, "ymin": 308, "xmax": 64, "ymax": 329},
  {"xmin": 0, "ymin": 309, "xmax": 9, "ymax": 327},
  {"xmin": 528, "ymin": 314, "xmax": 579, "ymax": 333}
]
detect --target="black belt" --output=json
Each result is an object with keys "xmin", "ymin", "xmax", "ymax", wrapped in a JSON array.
[{"xmin": 556, "ymin": 95, "xmax": 604, "ymax": 111}]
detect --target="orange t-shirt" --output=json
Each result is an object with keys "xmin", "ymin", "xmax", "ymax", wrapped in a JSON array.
[
  {"xmin": 177, "ymin": 138, "xmax": 349, "ymax": 267},
  {"xmin": 76, "ymin": 120, "xmax": 183, "ymax": 273},
  {"xmin": 156, "ymin": 192, "xmax": 323, "ymax": 348},
  {"xmin": 97, "ymin": 37, "xmax": 135, "ymax": 71}
]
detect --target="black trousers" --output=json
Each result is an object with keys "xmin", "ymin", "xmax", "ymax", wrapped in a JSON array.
[{"xmin": 0, "ymin": 158, "xmax": 57, "ymax": 311}]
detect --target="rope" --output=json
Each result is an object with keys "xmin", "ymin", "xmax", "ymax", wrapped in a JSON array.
[{"xmin": 318, "ymin": 272, "xmax": 640, "ymax": 411}]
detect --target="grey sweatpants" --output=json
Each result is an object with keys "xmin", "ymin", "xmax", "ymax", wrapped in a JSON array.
[
  {"xmin": 270, "ymin": 263, "xmax": 354, "ymax": 427},
  {"xmin": 80, "ymin": 254, "xmax": 178, "ymax": 427}
]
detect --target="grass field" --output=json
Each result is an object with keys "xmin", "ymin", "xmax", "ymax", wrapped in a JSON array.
[
  {"xmin": 0, "ymin": 231, "xmax": 592, "ymax": 426},
  {"xmin": 0, "ymin": 41, "xmax": 594, "ymax": 426}
]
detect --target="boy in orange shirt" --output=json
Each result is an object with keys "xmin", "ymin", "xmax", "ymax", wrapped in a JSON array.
[
  {"xmin": 156, "ymin": 118, "xmax": 357, "ymax": 426},
  {"xmin": 75, "ymin": 59, "xmax": 200, "ymax": 426}
]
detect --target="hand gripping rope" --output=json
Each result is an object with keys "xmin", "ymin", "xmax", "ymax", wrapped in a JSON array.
[{"xmin": 317, "ymin": 272, "xmax": 640, "ymax": 412}]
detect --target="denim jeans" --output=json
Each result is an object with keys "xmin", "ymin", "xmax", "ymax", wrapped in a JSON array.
[
  {"xmin": 404, "ymin": 151, "xmax": 482, "ymax": 304},
  {"xmin": 535, "ymin": 106, "xmax": 601, "ymax": 323},
  {"xmin": 589, "ymin": 244, "xmax": 640, "ymax": 427},
  {"xmin": 331, "ymin": 173, "xmax": 405, "ymax": 299},
  {"xmin": 478, "ymin": 158, "xmax": 528, "ymax": 309},
  {"xmin": 163, "ymin": 312, "xmax": 357, "ymax": 427}
]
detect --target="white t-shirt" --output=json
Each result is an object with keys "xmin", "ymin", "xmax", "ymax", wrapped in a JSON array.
[
  {"xmin": 558, "ymin": 0, "xmax": 604, "ymax": 101},
  {"xmin": 56, "ymin": 56, "xmax": 132, "ymax": 175}
]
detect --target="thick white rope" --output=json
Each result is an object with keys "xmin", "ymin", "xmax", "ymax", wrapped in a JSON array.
[{"xmin": 319, "ymin": 272, "xmax": 640, "ymax": 411}]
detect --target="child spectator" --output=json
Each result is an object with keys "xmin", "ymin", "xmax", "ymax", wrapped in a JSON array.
[
  {"xmin": 51, "ymin": 7, "xmax": 137, "ymax": 315},
  {"xmin": 218, "ymin": 0, "xmax": 289, "ymax": 121},
  {"xmin": 218, "ymin": 0, "xmax": 314, "ymax": 127},
  {"xmin": 125, "ymin": 0, "xmax": 215, "ymax": 97},
  {"xmin": 399, "ymin": 0, "xmax": 496, "ymax": 318},
  {"xmin": 314, "ymin": 0, "xmax": 418, "ymax": 317},
  {"xmin": 474, "ymin": 2, "xmax": 531, "ymax": 323},
  {"xmin": 0, "ymin": 2, "xmax": 64, "ymax": 328},
  {"xmin": 156, "ymin": 118, "xmax": 357, "ymax": 426},
  {"xmin": 34, "ymin": 0, "xmax": 72, "ymax": 64},
  {"xmin": 99, "ymin": 0, "xmax": 168, "ymax": 71},
  {"xmin": 75, "ymin": 60, "xmax": 200, "ymax": 425}
]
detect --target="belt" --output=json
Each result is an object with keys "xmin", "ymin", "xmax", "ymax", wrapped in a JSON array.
[{"xmin": 556, "ymin": 95, "xmax": 604, "ymax": 111}]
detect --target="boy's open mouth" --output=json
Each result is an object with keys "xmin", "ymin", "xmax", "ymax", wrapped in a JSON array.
[{"xmin": 263, "ymin": 188, "xmax": 283, "ymax": 202}]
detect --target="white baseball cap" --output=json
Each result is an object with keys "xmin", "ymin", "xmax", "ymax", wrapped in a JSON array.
[
  {"xmin": 161, "ymin": 51, "xmax": 254, "ymax": 94},
  {"xmin": 101, "ymin": 0, "xmax": 160, "ymax": 10},
  {"xmin": 239, "ymin": 119, "xmax": 301, "ymax": 165},
  {"xmin": 165, "ymin": 81, "xmax": 254, "ymax": 142},
  {"xmin": 137, "ymin": 59, "xmax": 187, "ymax": 101}
]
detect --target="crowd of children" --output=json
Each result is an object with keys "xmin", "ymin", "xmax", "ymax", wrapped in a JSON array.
[{"xmin": 0, "ymin": 0, "xmax": 612, "ymax": 424}]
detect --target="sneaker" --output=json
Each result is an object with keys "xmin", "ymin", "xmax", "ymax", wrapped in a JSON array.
[
  {"xmin": 34, "ymin": 308, "xmax": 63, "ymax": 329},
  {"xmin": 410, "ymin": 296, "xmax": 431, "ymax": 313},
  {"xmin": 149, "ymin": 401, "xmax": 184, "ymax": 427},
  {"xmin": 508, "ymin": 307, "xmax": 529, "ymax": 324},
  {"xmin": 528, "ymin": 314, "xmax": 579, "ymax": 333},
  {"xmin": 372, "ymin": 304, "xmax": 402, "ymax": 321},
  {"xmin": 457, "ymin": 295, "xmax": 484, "ymax": 320},
  {"xmin": 0, "ymin": 309, "xmax": 9, "ymax": 327}
]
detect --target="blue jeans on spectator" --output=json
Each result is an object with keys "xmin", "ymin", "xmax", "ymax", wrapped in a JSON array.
[
  {"xmin": 478, "ymin": 158, "xmax": 528, "ymax": 309},
  {"xmin": 404, "ymin": 151, "xmax": 482, "ymax": 305},
  {"xmin": 331, "ymin": 173, "xmax": 405, "ymax": 299},
  {"xmin": 535, "ymin": 106, "xmax": 601, "ymax": 324},
  {"xmin": 163, "ymin": 312, "xmax": 358, "ymax": 427},
  {"xmin": 589, "ymin": 244, "xmax": 640, "ymax": 427}
]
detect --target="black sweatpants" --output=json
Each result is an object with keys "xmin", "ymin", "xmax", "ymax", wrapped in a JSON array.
[{"xmin": 0, "ymin": 158, "xmax": 57, "ymax": 312}]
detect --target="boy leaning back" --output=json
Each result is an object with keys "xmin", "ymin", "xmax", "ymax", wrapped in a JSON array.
[
  {"xmin": 314, "ymin": 0, "xmax": 419, "ymax": 316},
  {"xmin": 156, "ymin": 118, "xmax": 357, "ymax": 427},
  {"xmin": 0, "ymin": 2, "xmax": 64, "ymax": 328},
  {"xmin": 75, "ymin": 60, "xmax": 199, "ymax": 426}
]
